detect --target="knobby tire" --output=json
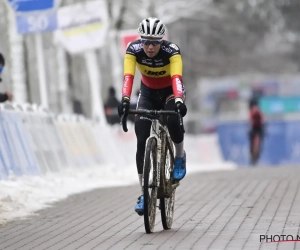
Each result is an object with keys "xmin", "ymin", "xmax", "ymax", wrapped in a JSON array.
[
  {"xmin": 160, "ymin": 132, "xmax": 175, "ymax": 230},
  {"xmin": 143, "ymin": 137, "xmax": 158, "ymax": 233}
]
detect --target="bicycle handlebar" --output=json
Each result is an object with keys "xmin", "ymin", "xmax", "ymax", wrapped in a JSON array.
[
  {"xmin": 120, "ymin": 109, "xmax": 185, "ymax": 133},
  {"xmin": 128, "ymin": 109, "xmax": 178, "ymax": 116}
]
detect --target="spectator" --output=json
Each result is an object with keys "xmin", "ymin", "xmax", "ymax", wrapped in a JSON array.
[
  {"xmin": 0, "ymin": 53, "xmax": 13, "ymax": 102},
  {"xmin": 104, "ymin": 86, "xmax": 120, "ymax": 125},
  {"xmin": 73, "ymin": 98, "xmax": 84, "ymax": 115}
]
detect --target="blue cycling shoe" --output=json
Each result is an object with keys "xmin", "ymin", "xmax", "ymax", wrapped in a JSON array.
[
  {"xmin": 173, "ymin": 151, "xmax": 186, "ymax": 181},
  {"xmin": 134, "ymin": 195, "xmax": 144, "ymax": 216}
]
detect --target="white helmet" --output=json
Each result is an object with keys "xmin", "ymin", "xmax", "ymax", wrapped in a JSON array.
[{"xmin": 138, "ymin": 17, "xmax": 166, "ymax": 39}]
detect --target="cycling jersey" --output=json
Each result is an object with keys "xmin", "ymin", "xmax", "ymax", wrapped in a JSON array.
[
  {"xmin": 122, "ymin": 39, "xmax": 184, "ymax": 100},
  {"xmin": 249, "ymin": 107, "xmax": 264, "ymax": 127}
]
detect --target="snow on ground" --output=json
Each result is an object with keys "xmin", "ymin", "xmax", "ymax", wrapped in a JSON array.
[
  {"xmin": 0, "ymin": 164, "xmax": 138, "ymax": 225},
  {"xmin": 0, "ymin": 162, "xmax": 236, "ymax": 225},
  {"xmin": 0, "ymin": 132, "xmax": 237, "ymax": 225}
]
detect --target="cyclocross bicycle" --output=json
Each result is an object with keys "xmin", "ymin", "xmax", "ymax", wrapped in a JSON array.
[{"xmin": 121, "ymin": 109, "xmax": 184, "ymax": 233}]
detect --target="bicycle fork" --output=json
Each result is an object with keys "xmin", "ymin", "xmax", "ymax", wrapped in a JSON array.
[{"xmin": 142, "ymin": 119, "xmax": 161, "ymax": 189}]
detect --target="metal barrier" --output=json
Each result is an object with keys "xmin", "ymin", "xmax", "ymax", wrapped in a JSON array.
[
  {"xmin": 0, "ymin": 103, "xmax": 106, "ymax": 180},
  {"xmin": 0, "ymin": 101, "xmax": 239, "ymax": 180},
  {"xmin": 0, "ymin": 103, "xmax": 40, "ymax": 177},
  {"xmin": 54, "ymin": 115, "xmax": 103, "ymax": 167}
]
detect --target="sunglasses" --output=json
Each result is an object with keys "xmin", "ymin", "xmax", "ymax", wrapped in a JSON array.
[{"xmin": 141, "ymin": 39, "xmax": 162, "ymax": 46}]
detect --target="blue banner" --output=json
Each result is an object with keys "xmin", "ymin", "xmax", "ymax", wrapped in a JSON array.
[
  {"xmin": 16, "ymin": 11, "xmax": 57, "ymax": 34},
  {"xmin": 217, "ymin": 120, "xmax": 300, "ymax": 166},
  {"xmin": 8, "ymin": 0, "xmax": 55, "ymax": 12}
]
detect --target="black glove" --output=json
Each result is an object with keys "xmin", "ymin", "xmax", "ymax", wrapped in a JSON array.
[
  {"xmin": 118, "ymin": 97, "xmax": 130, "ymax": 117},
  {"xmin": 175, "ymin": 100, "xmax": 187, "ymax": 117}
]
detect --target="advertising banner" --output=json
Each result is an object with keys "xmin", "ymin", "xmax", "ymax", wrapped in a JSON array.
[
  {"xmin": 260, "ymin": 96, "xmax": 300, "ymax": 114},
  {"xmin": 16, "ymin": 10, "xmax": 57, "ymax": 34},
  {"xmin": 119, "ymin": 29, "xmax": 140, "ymax": 54},
  {"xmin": 55, "ymin": 0, "xmax": 109, "ymax": 54},
  {"xmin": 7, "ymin": 0, "xmax": 57, "ymax": 12},
  {"xmin": 217, "ymin": 120, "xmax": 300, "ymax": 166}
]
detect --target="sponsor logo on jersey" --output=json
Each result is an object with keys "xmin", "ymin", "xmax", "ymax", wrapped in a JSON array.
[
  {"xmin": 144, "ymin": 70, "xmax": 166, "ymax": 76},
  {"xmin": 161, "ymin": 45, "xmax": 172, "ymax": 54},
  {"xmin": 175, "ymin": 78, "xmax": 183, "ymax": 93},
  {"xmin": 169, "ymin": 44, "xmax": 179, "ymax": 51},
  {"xmin": 123, "ymin": 75, "xmax": 131, "ymax": 93},
  {"xmin": 142, "ymin": 59, "xmax": 152, "ymax": 65},
  {"xmin": 130, "ymin": 43, "xmax": 143, "ymax": 51}
]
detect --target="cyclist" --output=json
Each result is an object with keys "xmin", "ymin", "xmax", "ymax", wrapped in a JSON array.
[
  {"xmin": 248, "ymin": 98, "xmax": 264, "ymax": 162},
  {"xmin": 118, "ymin": 17, "xmax": 187, "ymax": 216}
]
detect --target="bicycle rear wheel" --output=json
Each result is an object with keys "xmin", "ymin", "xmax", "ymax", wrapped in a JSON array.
[
  {"xmin": 143, "ymin": 137, "xmax": 158, "ymax": 234},
  {"xmin": 160, "ymin": 134, "xmax": 175, "ymax": 230}
]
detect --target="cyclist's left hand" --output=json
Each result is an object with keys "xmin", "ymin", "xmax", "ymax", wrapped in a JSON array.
[
  {"xmin": 175, "ymin": 99, "xmax": 187, "ymax": 117},
  {"xmin": 118, "ymin": 97, "xmax": 130, "ymax": 117}
]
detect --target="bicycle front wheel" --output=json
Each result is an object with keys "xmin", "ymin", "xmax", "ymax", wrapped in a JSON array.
[
  {"xmin": 160, "ymin": 135, "xmax": 175, "ymax": 230},
  {"xmin": 143, "ymin": 137, "xmax": 158, "ymax": 234}
]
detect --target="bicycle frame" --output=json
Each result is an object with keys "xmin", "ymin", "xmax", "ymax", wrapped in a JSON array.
[
  {"xmin": 143, "ymin": 118, "xmax": 176, "ymax": 190},
  {"xmin": 121, "ymin": 109, "xmax": 183, "ymax": 191},
  {"xmin": 144, "ymin": 118, "xmax": 162, "ymax": 189},
  {"xmin": 120, "ymin": 109, "xmax": 183, "ymax": 233}
]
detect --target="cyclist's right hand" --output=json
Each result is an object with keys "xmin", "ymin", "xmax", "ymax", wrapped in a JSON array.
[
  {"xmin": 118, "ymin": 97, "xmax": 130, "ymax": 117},
  {"xmin": 175, "ymin": 98, "xmax": 187, "ymax": 117}
]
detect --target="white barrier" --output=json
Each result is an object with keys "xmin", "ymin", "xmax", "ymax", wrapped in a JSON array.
[
  {"xmin": 0, "ymin": 103, "xmax": 107, "ymax": 180},
  {"xmin": 54, "ymin": 115, "xmax": 103, "ymax": 167},
  {"xmin": 0, "ymin": 103, "xmax": 236, "ymax": 181},
  {"xmin": 0, "ymin": 104, "xmax": 40, "ymax": 178}
]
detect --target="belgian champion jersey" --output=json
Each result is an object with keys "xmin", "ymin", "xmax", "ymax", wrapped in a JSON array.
[{"xmin": 122, "ymin": 40, "xmax": 184, "ymax": 100}]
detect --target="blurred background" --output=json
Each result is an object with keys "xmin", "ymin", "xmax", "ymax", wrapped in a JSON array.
[{"xmin": 1, "ymin": 0, "xmax": 300, "ymax": 166}]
